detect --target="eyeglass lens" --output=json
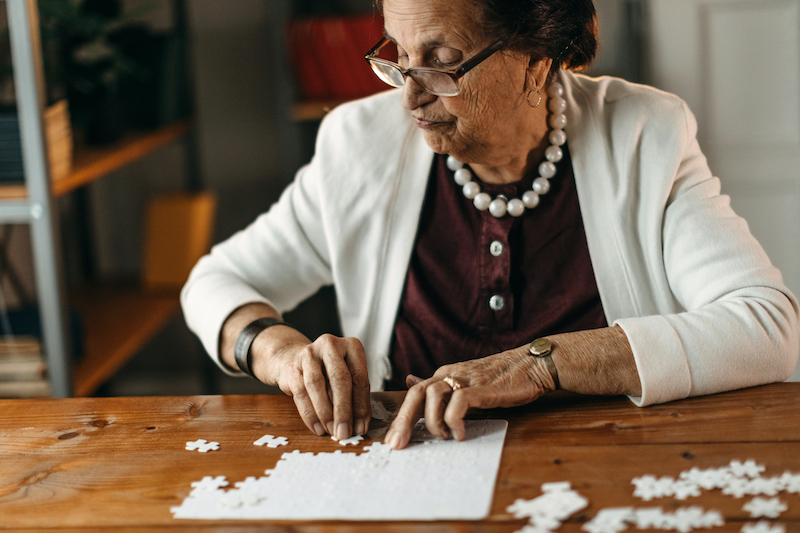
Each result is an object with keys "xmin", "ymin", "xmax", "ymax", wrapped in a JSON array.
[{"xmin": 369, "ymin": 61, "xmax": 459, "ymax": 96}]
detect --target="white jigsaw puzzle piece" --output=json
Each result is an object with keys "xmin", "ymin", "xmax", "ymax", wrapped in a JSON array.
[
  {"xmin": 508, "ymin": 481, "xmax": 588, "ymax": 531},
  {"xmin": 332, "ymin": 434, "xmax": 364, "ymax": 446},
  {"xmin": 185, "ymin": 439, "xmax": 220, "ymax": 452},
  {"xmin": 254, "ymin": 434, "xmax": 289, "ymax": 448},
  {"xmin": 743, "ymin": 497, "xmax": 788, "ymax": 519},
  {"xmin": 730, "ymin": 460, "xmax": 766, "ymax": 479},
  {"xmin": 741, "ymin": 520, "xmax": 786, "ymax": 533}
]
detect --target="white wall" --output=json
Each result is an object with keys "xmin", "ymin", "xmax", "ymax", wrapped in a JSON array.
[{"xmin": 645, "ymin": 0, "xmax": 800, "ymax": 381}]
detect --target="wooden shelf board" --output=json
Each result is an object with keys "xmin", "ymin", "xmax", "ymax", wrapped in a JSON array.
[
  {"xmin": 53, "ymin": 120, "xmax": 192, "ymax": 197},
  {"xmin": 0, "ymin": 185, "xmax": 28, "ymax": 200},
  {"xmin": 70, "ymin": 284, "xmax": 181, "ymax": 397},
  {"xmin": 0, "ymin": 121, "xmax": 192, "ymax": 200},
  {"xmin": 291, "ymin": 100, "xmax": 344, "ymax": 121}
]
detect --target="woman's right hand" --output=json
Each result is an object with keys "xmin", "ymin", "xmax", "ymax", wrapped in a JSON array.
[{"xmin": 253, "ymin": 329, "xmax": 372, "ymax": 441}]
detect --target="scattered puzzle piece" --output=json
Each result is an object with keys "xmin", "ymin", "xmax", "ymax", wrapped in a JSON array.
[
  {"xmin": 741, "ymin": 520, "xmax": 786, "ymax": 533},
  {"xmin": 585, "ymin": 506, "xmax": 723, "ymax": 533},
  {"xmin": 254, "ymin": 434, "xmax": 289, "ymax": 448},
  {"xmin": 582, "ymin": 507, "xmax": 635, "ymax": 533},
  {"xmin": 780, "ymin": 471, "xmax": 800, "ymax": 493},
  {"xmin": 332, "ymin": 434, "xmax": 364, "ymax": 446},
  {"xmin": 730, "ymin": 460, "xmax": 766, "ymax": 479},
  {"xmin": 508, "ymin": 481, "xmax": 588, "ymax": 532},
  {"xmin": 743, "ymin": 497, "xmax": 788, "ymax": 519},
  {"xmin": 635, "ymin": 507, "xmax": 667, "ymax": 529},
  {"xmin": 185, "ymin": 439, "xmax": 220, "ymax": 453}
]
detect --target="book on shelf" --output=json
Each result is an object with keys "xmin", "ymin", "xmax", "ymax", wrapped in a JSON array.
[
  {"xmin": 0, "ymin": 335, "xmax": 51, "ymax": 398},
  {"xmin": 44, "ymin": 100, "xmax": 73, "ymax": 183},
  {"xmin": 0, "ymin": 100, "xmax": 73, "ymax": 185},
  {"xmin": 288, "ymin": 13, "xmax": 390, "ymax": 102}
]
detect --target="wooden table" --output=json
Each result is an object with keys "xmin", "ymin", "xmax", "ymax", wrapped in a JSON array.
[{"xmin": 1, "ymin": 383, "xmax": 798, "ymax": 532}]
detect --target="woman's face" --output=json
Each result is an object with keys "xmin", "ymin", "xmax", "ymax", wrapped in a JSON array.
[{"xmin": 382, "ymin": 0, "xmax": 543, "ymax": 166}]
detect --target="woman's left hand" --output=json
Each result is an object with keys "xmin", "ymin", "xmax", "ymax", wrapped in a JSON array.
[{"xmin": 384, "ymin": 345, "xmax": 556, "ymax": 450}]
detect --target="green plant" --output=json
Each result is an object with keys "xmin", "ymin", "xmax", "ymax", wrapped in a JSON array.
[{"xmin": 37, "ymin": 0, "xmax": 157, "ymax": 105}]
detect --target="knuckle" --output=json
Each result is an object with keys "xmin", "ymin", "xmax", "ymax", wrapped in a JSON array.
[
  {"xmin": 303, "ymin": 371, "xmax": 327, "ymax": 390},
  {"xmin": 432, "ymin": 364, "xmax": 454, "ymax": 378},
  {"xmin": 406, "ymin": 384, "xmax": 426, "ymax": 402},
  {"xmin": 299, "ymin": 347, "xmax": 318, "ymax": 366},
  {"xmin": 346, "ymin": 336, "xmax": 366, "ymax": 353},
  {"xmin": 351, "ymin": 370, "xmax": 370, "ymax": 390},
  {"xmin": 328, "ymin": 367, "xmax": 352, "ymax": 384},
  {"xmin": 354, "ymin": 402, "xmax": 371, "ymax": 419},
  {"xmin": 286, "ymin": 368, "xmax": 305, "ymax": 390},
  {"xmin": 425, "ymin": 382, "xmax": 445, "ymax": 400},
  {"xmin": 315, "ymin": 333, "xmax": 338, "ymax": 350}
]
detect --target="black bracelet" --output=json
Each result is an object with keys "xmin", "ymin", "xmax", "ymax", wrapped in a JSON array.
[{"xmin": 234, "ymin": 317, "xmax": 294, "ymax": 378}]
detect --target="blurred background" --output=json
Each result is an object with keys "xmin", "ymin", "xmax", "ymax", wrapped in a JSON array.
[{"xmin": 0, "ymin": 0, "xmax": 797, "ymax": 398}]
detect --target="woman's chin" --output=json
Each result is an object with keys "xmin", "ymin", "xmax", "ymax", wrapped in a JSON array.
[{"xmin": 422, "ymin": 131, "xmax": 459, "ymax": 156}]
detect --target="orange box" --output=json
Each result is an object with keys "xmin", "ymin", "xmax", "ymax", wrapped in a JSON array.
[{"xmin": 142, "ymin": 192, "xmax": 216, "ymax": 290}]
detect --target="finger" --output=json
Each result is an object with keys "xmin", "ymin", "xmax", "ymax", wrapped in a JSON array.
[
  {"xmin": 319, "ymin": 336, "xmax": 354, "ymax": 441},
  {"xmin": 343, "ymin": 338, "xmax": 371, "ymax": 436},
  {"xmin": 406, "ymin": 374, "xmax": 423, "ymax": 388},
  {"xmin": 288, "ymin": 374, "xmax": 327, "ymax": 436},
  {"xmin": 424, "ymin": 380, "xmax": 453, "ymax": 439},
  {"xmin": 385, "ymin": 380, "xmax": 428, "ymax": 449},
  {"xmin": 301, "ymin": 350, "xmax": 334, "ymax": 436},
  {"xmin": 443, "ymin": 387, "xmax": 500, "ymax": 441}
]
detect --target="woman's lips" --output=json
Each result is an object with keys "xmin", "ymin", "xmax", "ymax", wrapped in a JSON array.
[{"xmin": 413, "ymin": 117, "xmax": 450, "ymax": 129}]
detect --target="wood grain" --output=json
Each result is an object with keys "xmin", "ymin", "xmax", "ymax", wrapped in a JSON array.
[{"xmin": 0, "ymin": 385, "xmax": 798, "ymax": 531}]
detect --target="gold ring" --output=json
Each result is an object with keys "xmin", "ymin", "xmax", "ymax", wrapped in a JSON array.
[{"xmin": 443, "ymin": 376, "xmax": 462, "ymax": 391}]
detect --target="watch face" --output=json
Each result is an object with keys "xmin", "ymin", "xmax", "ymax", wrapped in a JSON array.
[{"xmin": 530, "ymin": 337, "xmax": 552, "ymax": 356}]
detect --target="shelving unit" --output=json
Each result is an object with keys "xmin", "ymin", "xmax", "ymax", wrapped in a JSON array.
[
  {"xmin": 0, "ymin": 120, "xmax": 192, "ymax": 200},
  {"xmin": 2, "ymin": 0, "xmax": 194, "ymax": 397},
  {"xmin": 70, "ymin": 283, "xmax": 179, "ymax": 398},
  {"xmin": 51, "ymin": 120, "xmax": 192, "ymax": 198}
]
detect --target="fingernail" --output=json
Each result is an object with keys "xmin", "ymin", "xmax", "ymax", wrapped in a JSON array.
[
  {"xmin": 337, "ymin": 423, "xmax": 350, "ymax": 441},
  {"xmin": 354, "ymin": 420, "xmax": 365, "ymax": 436},
  {"xmin": 313, "ymin": 422, "xmax": 326, "ymax": 436},
  {"xmin": 388, "ymin": 432, "xmax": 402, "ymax": 450},
  {"xmin": 326, "ymin": 422, "xmax": 334, "ymax": 436}
]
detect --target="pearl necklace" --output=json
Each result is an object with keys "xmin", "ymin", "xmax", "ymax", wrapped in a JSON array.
[{"xmin": 448, "ymin": 81, "xmax": 567, "ymax": 218}]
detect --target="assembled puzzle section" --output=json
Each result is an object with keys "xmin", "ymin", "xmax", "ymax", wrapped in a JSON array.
[{"xmin": 172, "ymin": 419, "xmax": 508, "ymax": 520}]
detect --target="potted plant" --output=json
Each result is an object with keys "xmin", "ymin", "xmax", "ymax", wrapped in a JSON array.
[{"xmin": 37, "ymin": 0, "xmax": 156, "ymax": 144}]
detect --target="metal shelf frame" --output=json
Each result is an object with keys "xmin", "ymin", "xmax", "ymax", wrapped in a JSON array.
[{"xmin": 3, "ymin": 0, "xmax": 72, "ymax": 396}]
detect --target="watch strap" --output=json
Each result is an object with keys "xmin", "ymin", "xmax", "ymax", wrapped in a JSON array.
[
  {"xmin": 234, "ymin": 317, "xmax": 293, "ymax": 378},
  {"xmin": 529, "ymin": 337, "xmax": 560, "ymax": 390}
]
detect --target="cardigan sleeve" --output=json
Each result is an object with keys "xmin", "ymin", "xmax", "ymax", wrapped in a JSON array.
[
  {"xmin": 180, "ymin": 162, "xmax": 335, "ymax": 375},
  {"xmin": 615, "ymin": 100, "xmax": 800, "ymax": 406}
]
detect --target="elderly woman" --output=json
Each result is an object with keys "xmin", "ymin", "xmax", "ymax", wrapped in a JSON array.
[{"xmin": 181, "ymin": 0, "xmax": 799, "ymax": 449}]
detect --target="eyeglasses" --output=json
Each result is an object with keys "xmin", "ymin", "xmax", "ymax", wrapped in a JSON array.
[{"xmin": 364, "ymin": 37, "xmax": 506, "ymax": 97}]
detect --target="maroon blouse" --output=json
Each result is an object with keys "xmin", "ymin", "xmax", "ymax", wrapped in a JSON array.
[{"xmin": 386, "ymin": 145, "xmax": 607, "ymax": 390}]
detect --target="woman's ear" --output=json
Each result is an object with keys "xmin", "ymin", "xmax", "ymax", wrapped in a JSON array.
[{"xmin": 526, "ymin": 57, "xmax": 553, "ymax": 91}]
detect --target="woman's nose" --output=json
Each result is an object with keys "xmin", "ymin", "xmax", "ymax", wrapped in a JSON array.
[{"xmin": 401, "ymin": 77, "xmax": 437, "ymax": 110}]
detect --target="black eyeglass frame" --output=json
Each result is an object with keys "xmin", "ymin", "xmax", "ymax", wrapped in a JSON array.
[{"xmin": 364, "ymin": 36, "xmax": 507, "ymax": 96}]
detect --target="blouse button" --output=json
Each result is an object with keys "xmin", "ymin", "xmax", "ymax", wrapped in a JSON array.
[
  {"xmin": 489, "ymin": 294, "xmax": 505, "ymax": 311},
  {"xmin": 489, "ymin": 240, "xmax": 504, "ymax": 257}
]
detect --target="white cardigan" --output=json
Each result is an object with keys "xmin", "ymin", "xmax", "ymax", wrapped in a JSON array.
[{"xmin": 181, "ymin": 71, "xmax": 799, "ymax": 406}]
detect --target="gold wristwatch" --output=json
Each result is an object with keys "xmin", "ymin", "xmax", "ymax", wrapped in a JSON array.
[{"xmin": 529, "ymin": 338, "xmax": 560, "ymax": 390}]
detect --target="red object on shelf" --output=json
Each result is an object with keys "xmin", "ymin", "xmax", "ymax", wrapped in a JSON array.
[{"xmin": 288, "ymin": 13, "xmax": 394, "ymax": 102}]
